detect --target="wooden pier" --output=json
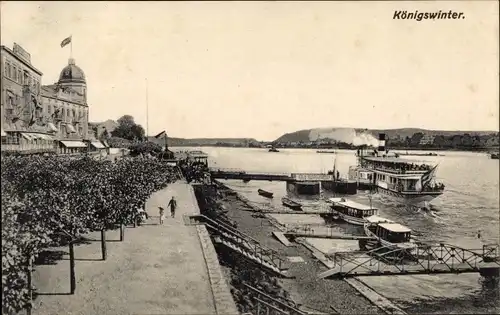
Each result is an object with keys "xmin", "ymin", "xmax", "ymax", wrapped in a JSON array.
[{"xmin": 209, "ymin": 168, "xmax": 335, "ymax": 182}]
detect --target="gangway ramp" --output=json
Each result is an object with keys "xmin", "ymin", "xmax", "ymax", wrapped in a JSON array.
[
  {"xmin": 272, "ymin": 231, "xmax": 292, "ymax": 247},
  {"xmin": 186, "ymin": 214, "xmax": 292, "ymax": 278}
]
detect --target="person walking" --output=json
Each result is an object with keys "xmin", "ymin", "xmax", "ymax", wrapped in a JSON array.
[
  {"xmin": 158, "ymin": 206, "xmax": 165, "ymax": 225},
  {"xmin": 168, "ymin": 196, "xmax": 177, "ymax": 218}
]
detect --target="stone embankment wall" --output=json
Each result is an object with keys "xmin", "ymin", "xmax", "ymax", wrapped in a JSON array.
[{"xmin": 188, "ymin": 184, "xmax": 239, "ymax": 315}]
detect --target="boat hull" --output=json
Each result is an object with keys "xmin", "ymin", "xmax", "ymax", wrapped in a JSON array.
[
  {"xmin": 331, "ymin": 209, "xmax": 367, "ymax": 226},
  {"xmin": 375, "ymin": 186, "xmax": 441, "ymax": 207},
  {"xmin": 258, "ymin": 190, "xmax": 274, "ymax": 198},
  {"xmin": 282, "ymin": 198, "xmax": 302, "ymax": 210}
]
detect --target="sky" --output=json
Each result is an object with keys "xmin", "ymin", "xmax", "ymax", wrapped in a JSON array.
[{"xmin": 1, "ymin": 1, "xmax": 498, "ymax": 141}]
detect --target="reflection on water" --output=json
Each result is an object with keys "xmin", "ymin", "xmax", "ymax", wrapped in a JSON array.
[{"xmin": 184, "ymin": 147, "xmax": 499, "ymax": 314}]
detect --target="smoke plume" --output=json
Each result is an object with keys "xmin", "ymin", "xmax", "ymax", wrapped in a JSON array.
[{"xmin": 308, "ymin": 128, "xmax": 379, "ymax": 147}]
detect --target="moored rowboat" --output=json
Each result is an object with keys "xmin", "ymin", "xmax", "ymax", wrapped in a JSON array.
[
  {"xmin": 257, "ymin": 189, "xmax": 274, "ymax": 198},
  {"xmin": 282, "ymin": 197, "xmax": 302, "ymax": 211}
]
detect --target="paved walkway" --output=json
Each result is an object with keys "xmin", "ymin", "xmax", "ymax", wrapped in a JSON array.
[{"xmin": 31, "ymin": 182, "xmax": 222, "ymax": 315}]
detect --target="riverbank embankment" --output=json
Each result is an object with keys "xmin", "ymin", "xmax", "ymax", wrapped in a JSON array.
[{"xmin": 194, "ymin": 180, "xmax": 386, "ymax": 314}]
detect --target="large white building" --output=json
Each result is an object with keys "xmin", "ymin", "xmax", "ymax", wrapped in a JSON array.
[{"xmin": 1, "ymin": 43, "xmax": 105, "ymax": 154}]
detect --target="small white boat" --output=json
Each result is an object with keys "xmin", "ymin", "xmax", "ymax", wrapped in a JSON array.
[
  {"xmin": 363, "ymin": 216, "xmax": 417, "ymax": 252},
  {"xmin": 328, "ymin": 197, "xmax": 378, "ymax": 226}
]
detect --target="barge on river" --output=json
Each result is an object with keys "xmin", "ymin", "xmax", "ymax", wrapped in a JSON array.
[
  {"xmin": 328, "ymin": 197, "xmax": 378, "ymax": 226},
  {"xmin": 281, "ymin": 197, "xmax": 302, "ymax": 211},
  {"xmin": 349, "ymin": 133, "xmax": 445, "ymax": 208}
]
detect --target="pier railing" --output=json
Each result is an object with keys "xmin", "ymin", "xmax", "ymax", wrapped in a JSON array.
[
  {"xmin": 243, "ymin": 283, "xmax": 306, "ymax": 315},
  {"xmin": 189, "ymin": 215, "xmax": 287, "ymax": 273},
  {"xmin": 327, "ymin": 243, "xmax": 500, "ymax": 278}
]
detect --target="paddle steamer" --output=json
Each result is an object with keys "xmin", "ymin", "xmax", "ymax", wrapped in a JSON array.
[{"xmin": 349, "ymin": 134, "xmax": 445, "ymax": 208}]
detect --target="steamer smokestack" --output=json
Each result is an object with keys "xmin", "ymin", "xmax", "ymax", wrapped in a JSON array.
[{"xmin": 378, "ymin": 133, "xmax": 386, "ymax": 152}]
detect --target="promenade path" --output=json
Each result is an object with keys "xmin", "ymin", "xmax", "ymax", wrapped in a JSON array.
[{"xmin": 31, "ymin": 181, "xmax": 236, "ymax": 315}]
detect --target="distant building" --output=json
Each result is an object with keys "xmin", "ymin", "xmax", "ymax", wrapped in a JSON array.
[
  {"xmin": 485, "ymin": 134, "xmax": 499, "ymax": 147},
  {"xmin": 419, "ymin": 134, "xmax": 435, "ymax": 145},
  {"xmin": 89, "ymin": 119, "xmax": 118, "ymax": 138}
]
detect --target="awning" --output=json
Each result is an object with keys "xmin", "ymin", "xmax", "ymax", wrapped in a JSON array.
[
  {"xmin": 90, "ymin": 141, "xmax": 106, "ymax": 149},
  {"xmin": 101, "ymin": 140, "xmax": 110, "ymax": 148},
  {"xmin": 21, "ymin": 133, "xmax": 35, "ymax": 141},
  {"xmin": 1, "ymin": 128, "xmax": 6, "ymax": 137},
  {"xmin": 37, "ymin": 134, "xmax": 55, "ymax": 141},
  {"xmin": 60, "ymin": 140, "xmax": 87, "ymax": 148},
  {"xmin": 66, "ymin": 124, "xmax": 76, "ymax": 133},
  {"xmin": 47, "ymin": 123, "xmax": 58, "ymax": 132}
]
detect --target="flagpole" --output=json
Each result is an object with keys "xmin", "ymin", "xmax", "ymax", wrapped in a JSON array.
[
  {"xmin": 70, "ymin": 35, "xmax": 73, "ymax": 59},
  {"xmin": 146, "ymin": 78, "xmax": 149, "ymax": 139}
]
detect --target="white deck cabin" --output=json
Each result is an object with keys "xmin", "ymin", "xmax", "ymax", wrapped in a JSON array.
[{"xmin": 329, "ymin": 197, "xmax": 378, "ymax": 217}]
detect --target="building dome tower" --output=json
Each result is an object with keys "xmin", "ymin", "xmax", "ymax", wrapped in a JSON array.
[{"xmin": 58, "ymin": 58, "xmax": 86, "ymax": 101}]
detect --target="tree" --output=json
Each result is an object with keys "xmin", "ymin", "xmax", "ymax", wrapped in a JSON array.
[
  {"xmin": 99, "ymin": 129, "xmax": 110, "ymax": 142},
  {"xmin": 409, "ymin": 133, "xmax": 424, "ymax": 147},
  {"xmin": 433, "ymin": 135, "xmax": 446, "ymax": 147},
  {"xmin": 111, "ymin": 115, "xmax": 145, "ymax": 141}
]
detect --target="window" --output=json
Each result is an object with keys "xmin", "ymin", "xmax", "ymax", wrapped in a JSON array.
[
  {"xmin": 7, "ymin": 63, "xmax": 12, "ymax": 78},
  {"xmin": 18, "ymin": 70, "xmax": 22, "ymax": 84},
  {"xmin": 13, "ymin": 66, "xmax": 17, "ymax": 81}
]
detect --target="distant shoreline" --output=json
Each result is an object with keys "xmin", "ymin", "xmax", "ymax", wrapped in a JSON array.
[{"xmin": 168, "ymin": 144, "xmax": 497, "ymax": 153}]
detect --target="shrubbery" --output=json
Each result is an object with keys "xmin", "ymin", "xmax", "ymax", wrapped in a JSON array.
[{"xmin": 129, "ymin": 141, "xmax": 164, "ymax": 157}]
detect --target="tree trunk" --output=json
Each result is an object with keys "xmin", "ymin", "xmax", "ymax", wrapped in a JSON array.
[
  {"xmin": 69, "ymin": 241, "xmax": 76, "ymax": 294},
  {"xmin": 26, "ymin": 255, "xmax": 32, "ymax": 315},
  {"xmin": 101, "ymin": 229, "xmax": 107, "ymax": 260},
  {"xmin": 120, "ymin": 224, "xmax": 124, "ymax": 241}
]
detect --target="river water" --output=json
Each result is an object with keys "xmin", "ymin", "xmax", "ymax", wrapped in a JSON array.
[{"xmin": 178, "ymin": 147, "xmax": 500, "ymax": 313}]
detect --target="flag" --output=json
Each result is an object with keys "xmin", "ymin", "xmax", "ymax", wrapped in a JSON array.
[
  {"xmin": 420, "ymin": 164, "xmax": 438, "ymax": 187},
  {"xmin": 154, "ymin": 130, "xmax": 167, "ymax": 139},
  {"xmin": 60, "ymin": 36, "xmax": 72, "ymax": 48}
]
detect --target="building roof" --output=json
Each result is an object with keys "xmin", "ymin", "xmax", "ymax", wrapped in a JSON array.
[
  {"xmin": 329, "ymin": 197, "xmax": 377, "ymax": 211},
  {"xmin": 366, "ymin": 215, "xmax": 394, "ymax": 224},
  {"xmin": 378, "ymin": 223, "xmax": 412, "ymax": 233},
  {"xmin": 58, "ymin": 58, "xmax": 86, "ymax": 84},
  {"xmin": 1, "ymin": 44, "xmax": 43, "ymax": 75}
]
